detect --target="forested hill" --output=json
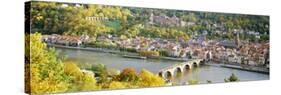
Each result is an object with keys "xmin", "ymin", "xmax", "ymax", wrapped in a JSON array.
[{"xmin": 27, "ymin": 1, "xmax": 269, "ymax": 41}]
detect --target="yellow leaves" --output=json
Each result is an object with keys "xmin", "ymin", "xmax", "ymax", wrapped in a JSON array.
[
  {"xmin": 78, "ymin": 73, "xmax": 99, "ymax": 91},
  {"xmin": 139, "ymin": 51, "xmax": 160, "ymax": 58},
  {"xmin": 112, "ymin": 68, "xmax": 165, "ymax": 88},
  {"xmin": 30, "ymin": 33, "xmax": 48, "ymax": 65},
  {"xmin": 138, "ymin": 69, "xmax": 165, "ymax": 87},
  {"xmin": 27, "ymin": 33, "xmax": 166, "ymax": 94},
  {"xmin": 64, "ymin": 61, "xmax": 99, "ymax": 91},
  {"xmin": 35, "ymin": 16, "xmax": 43, "ymax": 21},
  {"xmin": 107, "ymin": 68, "xmax": 166, "ymax": 89},
  {"xmin": 108, "ymin": 81, "xmax": 127, "ymax": 90},
  {"xmin": 30, "ymin": 77, "xmax": 69, "ymax": 94},
  {"xmin": 118, "ymin": 68, "xmax": 139, "ymax": 82},
  {"xmin": 28, "ymin": 33, "xmax": 71, "ymax": 94},
  {"xmin": 120, "ymin": 35, "xmax": 127, "ymax": 40},
  {"xmin": 30, "ymin": 66, "xmax": 69, "ymax": 94},
  {"xmin": 30, "ymin": 64, "xmax": 40, "ymax": 81},
  {"xmin": 64, "ymin": 61, "xmax": 82, "ymax": 77}
]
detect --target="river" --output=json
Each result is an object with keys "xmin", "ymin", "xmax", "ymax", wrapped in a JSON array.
[{"xmin": 56, "ymin": 47, "xmax": 269, "ymax": 84}]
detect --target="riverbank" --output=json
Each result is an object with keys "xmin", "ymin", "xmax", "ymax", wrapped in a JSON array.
[
  {"xmin": 47, "ymin": 44, "xmax": 191, "ymax": 62},
  {"xmin": 205, "ymin": 62, "xmax": 269, "ymax": 74}
]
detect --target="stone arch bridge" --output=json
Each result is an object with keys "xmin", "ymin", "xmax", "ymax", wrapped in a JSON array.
[{"xmin": 158, "ymin": 59, "xmax": 205, "ymax": 79}]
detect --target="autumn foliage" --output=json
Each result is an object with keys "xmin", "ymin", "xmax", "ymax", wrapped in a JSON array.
[
  {"xmin": 25, "ymin": 33, "xmax": 98, "ymax": 94},
  {"xmin": 25, "ymin": 33, "xmax": 166, "ymax": 94},
  {"xmin": 117, "ymin": 68, "xmax": 140, "ymax": 82},
  {"xmin": 139, "ymin": 51, "xmax": 160, "ymax": 58},
  {"xmin": 138, "ymin": 69, "xmax": 165, "ymax": 87}
]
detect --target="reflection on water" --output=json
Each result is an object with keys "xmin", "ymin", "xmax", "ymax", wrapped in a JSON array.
[{"xmin": 56, "ymin": 48, "xmax": 269, "ymax": 84}]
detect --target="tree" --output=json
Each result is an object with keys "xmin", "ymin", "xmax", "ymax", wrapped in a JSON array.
[
  {"xmin": 27, "ymin": 33, "xmax": 99, "ymax": 94},
  {"xmin": 28, "ymin": 33, "xmax": 70, "ymax": 94},
  {"xmin": 77, "ymin": 73, "xmax": 99, "ymax": 91},
  {"xmin": 224, "ymin": 73, "xmax": 239, "ymax": 82},
  {"xmin": 108, "ymin": 81, "xmax": 127, "ymax": 89},
  {"xmin": 30, "ymin": 2, "xmax": 132, "ymax": 37},
  {"xmin": 125, "ymin": 24, "xmax": 142, "ymax": 38},
  {"xmin": 117, "ymin": 68, "xmax": 139, "ymax": 82},
  {"xmin": 64, "ymin": 61, "xmax": 99, "ymax": 91},
  {"xmin": 64, "ymin": 61, "xmax": 83, "ymax": 77},
  {"xmin": 206, "ymin": 80, "xmax": 212, "ymax": 83},
  {"xmin": 139, "ymin": 51, "xmax": 160, "ymax": 58},
  {"xmin": 138, "ymin": 69, "xmax": 165, "ymax": 87},
  {"xmin": 89, "ymin": 64, "xmax": 108, "ymax": 83}
]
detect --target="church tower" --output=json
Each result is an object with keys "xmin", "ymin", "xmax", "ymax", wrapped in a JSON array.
[{"xmin": 235, "ymin": 32, "xmax": 240, "ymax": 48}]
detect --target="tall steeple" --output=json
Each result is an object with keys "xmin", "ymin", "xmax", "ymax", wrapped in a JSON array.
[{"xmin": 235, "ymin": 31, "xmax": 240, "ymax": 48}]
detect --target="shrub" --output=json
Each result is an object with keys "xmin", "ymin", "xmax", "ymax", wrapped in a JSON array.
[
  {"xmin": 89, "ymin": 64, "xmax": 108, "ymax": 83},
  {"xmin": 77, "ymin": 73, "xmax": 99, "ymax": 91},
  {"xmin": 126, "ymin": 47, "xmax": 137, "ymax": 53},
  {"xmin": 64, "ymin": 61, "xmax": 83, "ymax": 77},
  {"xmin": 117, "ymin": 68, "xmax": 139, "ymax": 82},
  {"xmin": 207, "ymin": 80, "xmax": 212, "ymax": 83},
  {"xmin": 64, "ymin": 61, "xmax": 99, "ymax": 91},
  {"xmin": 139, "ymin": 51, "xmax": 160, "ymax": 58},
  {"xmin": 224, "ymin": 73, "xmax": 239, "ymax": 82},
  {"xmin": 138, "ymin": 69, "xmax": 165, "ymax": 87},
  {"xmin": 108, "ymin": 81, "xmax": 127, "ymax": 89}
]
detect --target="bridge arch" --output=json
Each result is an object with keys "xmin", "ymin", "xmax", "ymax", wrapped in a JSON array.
[
  {"xmin": 176, "ymin": 67, "xmax": 182, "ymax": 72},
  {"xmin": 165, "ymin": 71, "xmax": 173, "ymax": 79},
  {"xmin": 184, "ymin": 64, "xmax": 191, "ymax": 70},
  {"xmin": 193, "ymin": 62, "xmax": 198, "ymax": 67},
  {"xmin": 175, "ymin": 67, "xmax": 183, "ymax": 76},
  {"xmin": 199, "ymin": 60, "xmax": 204, "ymax": 65}
]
